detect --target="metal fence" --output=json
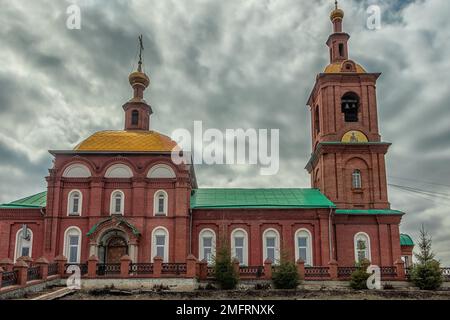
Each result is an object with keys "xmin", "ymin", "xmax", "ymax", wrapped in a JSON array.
[{"xmin": 2, "ymin": 270, "xmax": 18, "ymax": 287}]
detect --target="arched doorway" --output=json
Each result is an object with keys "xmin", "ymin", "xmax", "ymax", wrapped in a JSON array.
[{"xmin": 98, "ymin": 230, "xmax": 129, "ymax": 264}]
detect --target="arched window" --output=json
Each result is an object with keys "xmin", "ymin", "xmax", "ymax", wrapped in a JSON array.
[
  {"xmin": 199, "ymin": 229, "xmax": 216, "ymax": 265},
  {"xmin": 231, "ymin": 229, "xmax": 248, "ymax": 266},
  {"xmin": 14, "ymin": 227, "xmax": 33, "ymax": 262},
  {"xmin": 131, "ymin": 110, "xmax": 139, "ymax": 125},
  {"xmin": 341, "ymin": 92, "xmax": 359, "ymax": 122},
  {"xmin": 315, "ymin": 106, "xmax": 320, "ymax": 135},
  {"xmin": 154, "ymin": 190, "xmax": 168, "ymax": 216},
  {"xmin": 263, "ymin": 229, "xmax": 280, "ymax": 265},
  {"xmin": 110, "ymin": 190, "xmax": 124, "ymax": 215},
  {"xmin": 352, "ymin": 170, "xmax": 362, "ymax": 189},
  {"xmin": 295, "ymin": 229, "xmax": 313, "ymax": 266},
  {"xmin": 63, "ymin": 164, "xmax": 91, "ymax": 178},
  {"xmin": 64, "ymin": 227, "xmax": 82, "ymax": 263},
  {"xmin": 105, "ymin": 164, "xmax": 133, "ymax": 178},
  {"xmin": 147, "ymin": 164, "xmax": 176, "ymax": 179},
  {"xmin": 354, "ymin": 232, "xmax": 371, "ymax": 263},
  {"xmin": 68, "ymin": 190, "xmax": 82, "ymax": 216},
  {"xmin": 151, "ymin": 227, "xmax": 169, "ymax": 262}
]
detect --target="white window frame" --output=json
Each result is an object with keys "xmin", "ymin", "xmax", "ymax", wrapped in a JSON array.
[
  {"xmin": 153, "ymin": 190, "xmax": 168, "ymax": 216},
  {"xmin": 262, "ymin": 228, "xmax": 280, "ymax": 265},
  {"xmin": 110, "ymin": 190, "xmax": 125, "ymax": 215},
  {"xmin": 63, "ymin": 227, "xmax": 82, "ymax": 264},
  {"xmin": 294, "ymin": 228, "xmax": 313, "ymax": 266},
  {"xmin": 14, "ymin": 228, "xmax": 33, "ymax": 262},
  {"xmin": 352, "ymin": 169, "xmax": 362, "ymax": 189},
  {"xmin": 199, "ymin": 228, "xmax": 216, "ymax": 265},
  {"xmin": 67, "ymin": 190, "xmax": 82, "ymax": 216},
  {"xmin": 151, "ymin": 227, "xmax": 169, "ymax": 263},
  {"xmin": 231, "ymin": 228, "xmax": 248, "ymax": 266},
  {"xmin": 354, "ymin": 232, "xmax": 371, "ymax": 263}
]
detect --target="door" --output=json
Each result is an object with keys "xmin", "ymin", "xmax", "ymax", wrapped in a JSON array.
[{"xmin": 105, "ymin": 237, "xmax": 128, "ymax": 264}]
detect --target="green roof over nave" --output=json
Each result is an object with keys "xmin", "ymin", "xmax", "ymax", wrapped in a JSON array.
[{"xmin": 0, "ymin": 191, "xmax": 47, "ymax": 209}]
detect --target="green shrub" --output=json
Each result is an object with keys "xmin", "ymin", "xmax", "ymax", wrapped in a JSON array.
[
  {"xmin": 411, "ymin": 260, "xmax": 443, "ymax": 290},
  {"xmin": 411, "ymin": 225, "xmax": 443, "ymax": 290},
  {"xmin": 272, "ymin": 255, "xmax": 300, "ymax": 289},
  {"xmin": 349, "ymin": 259, "xmax": 371, "ymax": 290},
  {"xmin": 213, "ymin": 240, "xmax": 239, "ymax": 290}
]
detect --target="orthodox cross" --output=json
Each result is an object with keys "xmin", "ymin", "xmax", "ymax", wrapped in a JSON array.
[{"xmin": 138, "ymin": 34, "xmax": 144, "ymax": 72}]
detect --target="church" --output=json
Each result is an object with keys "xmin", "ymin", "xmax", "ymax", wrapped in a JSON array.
[{"xmin": 0, "ymin": 4, "xmax": 415, "ymax": 271}]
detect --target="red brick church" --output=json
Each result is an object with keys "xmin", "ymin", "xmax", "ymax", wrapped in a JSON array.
[{"xmin": 0, "ymin": 5, "xmax": 415, "ymax": 271}]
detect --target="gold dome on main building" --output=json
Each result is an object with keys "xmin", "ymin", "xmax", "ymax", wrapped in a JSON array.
[
  {"xmin": 74, "ymin": 130, "xmax": 179, "ymax": 152},
  {"xmin": 324, "ymin": 62, "xmax": 366, "ymax": 74}
]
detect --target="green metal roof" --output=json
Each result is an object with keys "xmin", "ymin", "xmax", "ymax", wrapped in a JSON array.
[
  {"xmin": 86, "ymin": 217, "xmax": 141, "ymax": 237},
  {"xmin": 0, "ymin": 191, "xmax": 47, "ymax": 209},
  {"xmin": 335, "ymin": 209, "xmax": 404, "ymax": 215},
  {"xmin": 400, "ymin": 233, "xmax": 414, "ymax": 246},
  {"xmin": 190, "ymin": 188, "xmax": 335, "ymax": 209}
]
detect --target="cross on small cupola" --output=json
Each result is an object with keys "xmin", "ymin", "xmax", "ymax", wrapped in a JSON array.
[{"xmin": 123, "ymin": 35, "xmax": 153, "ymax": 131}]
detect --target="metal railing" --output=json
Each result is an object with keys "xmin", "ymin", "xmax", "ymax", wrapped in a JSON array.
[
  {"xmin": 65, "ymin": 263, "xmax": 88, "ymax": 275},
  {"xmin": 304, "ymin": 266, "xmax": 331, "ymax": 280},
  {"xmin": 27, "ymin": 266, "xmax": 41, "ymax": 281},
  {"xmin": 161, "ymin": 263, "xmax": 187, "ymax": 275},
  {"xmin": 48, "ymin": 263, "xmax": 58, "ymax": 276},
  {"xmin": 239, "ymin": 266, "xmax": 264, "ymax": 278},
  {"xmin": 337, "ymin": 266, "xmax": 357, "ymax": 279},
  {"xmin": 96, "ymin": 263, "xmax": 121, "ymax": 276},
  {"xmin": 2, "ymin": 270, "xmax": 18, "ymax": 287},
  {"xmin": 129, "ymin": 263, "xmax": 153, "ymax": 275}
]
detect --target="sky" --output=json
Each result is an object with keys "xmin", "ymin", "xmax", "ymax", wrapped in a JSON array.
[{"xmin": 0, "ymin": 0, "xmax": 449, "ymax": 264}]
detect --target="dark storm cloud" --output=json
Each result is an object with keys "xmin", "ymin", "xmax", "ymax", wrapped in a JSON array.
[{"xmin": 0, "ymin": 0, "xmax": 449, "ymax": 263}]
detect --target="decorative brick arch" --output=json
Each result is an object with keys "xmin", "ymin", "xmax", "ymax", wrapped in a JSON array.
[{"xmin": 86, "ymin": 216, "xmax": 141, "ymax": 262}]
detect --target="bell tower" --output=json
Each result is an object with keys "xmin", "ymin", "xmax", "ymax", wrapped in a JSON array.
[
  {"xmin": 123, "ymin": 35, "xmax": 153, "ymax": 131},
  {"xmin": 305, "ymin": 2, "xmax": 390, "ymax": 209}
]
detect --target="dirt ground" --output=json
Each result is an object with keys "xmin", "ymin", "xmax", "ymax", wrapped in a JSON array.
[{"xmin": 59, "ymin": 288, "xmax": 450, "ymax": 300}]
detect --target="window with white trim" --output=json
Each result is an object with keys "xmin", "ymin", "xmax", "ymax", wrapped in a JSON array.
[
  {"xmin": 354, "ymin": 232, "xmax": 371, "ymax": 263},
  {"xmin": 263, "ymin": 229, "xmax": 280, "ymax": 264},
  {"xmin": 110, "ymin": 190, "xmax": 124, "ymax": 215},
  {"xmin": 199, "ymin": 229, "xmax": 216, "ymax": 265},
  {"xmin": 153, "ymin": 190, "xmax": 168, "ymax": 216},
  {"xmin": 295, "ymin": 229, "xmax": 313, "ymax": 266},
  {"xmin": 68, "ymin": 190, "xmax": 82, "ymax": 216},
  {"xmin": 231, "ymin": 229, "xmax": 248, "ymax": 266},
  {"xmin": 151, "ymin": 228, "xmax": 169, "ymax": 262},
  {"xmin": 352, "ymin": 170, "xmax": 362, "ymax": 189},
  {"xmin": 15, "ymin": 227, "xmax": 33, "ymax": 261},
  {"xmin": 64, "ymin": 227, "xmax": 82, "ymax": 263}
]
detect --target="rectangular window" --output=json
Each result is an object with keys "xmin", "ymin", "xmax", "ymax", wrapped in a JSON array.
[
  {"xmin": 72, "ymin": 198, "xmax": 79, "ymax": 214},
  {"xmin": 115, "ymin": 198, "xmax": 121, "ymax": 213},
  {"xmin": 235, "ymin": 248, "xmax": 244, "ymax": 263},
  {"xmin": 266, "ymin": 237, "xmax": 275, "ymax": 248},
  {"xmin": 158, "ymin": 198, "xmax": 164, "ymax": 213},
  {"xmin": 155, "ymin": 235, "xmax": 165, "ymax": 259},
  {"xmin": 204, "ymin": 248, "xmax": 212, "ymax": 263},
  {"xmin": 21, "ymin": 247, "xmax": 30, "ymax": 257},
  {"xmin": 68, "ymin": 235, "xmax": 79, "ymax": 263},
  {"xmin": 267, "ymin": 248, "xmax": 275, "ymax": 262},
  {"xmin": 203, "ymin": 237, "xmax": 212, "ymax": 248}
]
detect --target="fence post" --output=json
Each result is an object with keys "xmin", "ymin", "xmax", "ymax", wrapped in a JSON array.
[
  {"xmin": 14, "ymin": 260, "xmax": 29, "ymax": 286},
  {"xmin": 54, "ymin": 255, "xmax": 68, "ymax": 277},
  {"xmin": 328, "ymin": 260, "xmax": 338, "ymax": 280},
  {"xmin": 296, "ymin": 259, "xmax": 305, "ymax": 280},
  {"xmin": 35, "ymin": 257, "xmax": 49, "ymax": 281},
  {"xmin": 120, "ymin": 255, "xmax": 131, "ymax": 278},
  {"xmin": 153, "ymin": 256, "xmax": 163, "ymax": 277},
  {"xmin": 395, "ymin": 259, "xmax": 405, "ymax": 280},
  {"xmin": 186, "ymin": 254, "xmax": 197, "ymax": 278},
  {"xmin": 264, "ymin": 259, "xmax": 272, "ymax": 280},
  {"xmin": 17, "ymin": 256, "xmax": 33, "ymax": 267},
  {"xmin": 87, "ymin": 255, "xmax": 98, "ymax": 278},
  {"xmin": 198, "ymin": 259, "xmax": 208, "ymax": 280},
  {"xmin": 0, "ymin": 258, "xmax": 14, "ymax": 272}
]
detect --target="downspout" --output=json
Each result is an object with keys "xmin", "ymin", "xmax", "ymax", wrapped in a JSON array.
[
  {"xmin": 329, "ymin": 206, "xmax": 334, "ymax": 261},
  {"xmin": 189, "ymin": 208, "xmax": 193, "ymax": 254}
]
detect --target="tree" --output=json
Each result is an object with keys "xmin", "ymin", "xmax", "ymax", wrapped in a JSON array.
[
  {"xmin": 411, "ymin": 225, "xmax": 443, "ymax": 290},
  {"xmin": 349, "ymin": 258, "xmax": 371, "ymax": 290},
  {"xmin": 213, "ymin": 238, "xmax": 239, "ymax": 290},
  {"xmin": 272, "ymin": 252, "xmax": 300, "ymax": 289}
]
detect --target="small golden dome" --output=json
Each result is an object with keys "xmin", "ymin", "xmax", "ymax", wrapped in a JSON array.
[
  {"xmin": 330, "ymin": 8, "xmax": 344, "ymax": 21},
  {"xmin": 74, "ymin": 130, "xmax": 179, "ymax": 152},
  {"xmin": 324, "ymin": 62, "xmax": 366, "ymax": 74},
  {"xmin": 129, "ymin": 71, "xmax": 150, "ymax": 88}
]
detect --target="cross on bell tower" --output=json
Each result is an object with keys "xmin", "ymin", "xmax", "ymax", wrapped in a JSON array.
[{"xmin": 123, "ymin": 35, "xmax": 153, "ymax": 131}]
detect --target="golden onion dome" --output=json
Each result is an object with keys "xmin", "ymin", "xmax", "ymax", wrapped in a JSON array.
[
  {"xmin": 330, "ymin": 8, "xmax": 344, "ymax": 21},
  {"xmin": 323, "ymin": 62, "xmax": 366, "ymax": 74},
  {"xmin": 129, "ymin": 71, "xmax": 150, "ymax": 88},
  {"xmin": 74, "ymin": 130, "xmax": 179, "ymax": 152}
]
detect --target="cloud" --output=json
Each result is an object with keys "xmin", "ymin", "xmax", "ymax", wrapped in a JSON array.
[{"xmin": 0, "ymin": 0, "xmax": 449, "ymax": 263}]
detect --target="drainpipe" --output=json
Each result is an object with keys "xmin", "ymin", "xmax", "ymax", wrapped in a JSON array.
[
  {"xmin": 329, "ymin": 206, "xmax": 334, "ymax": 261},
  {"xmin": 189, "ymin": 209, "xmax": 193, "ymax": 254}
]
